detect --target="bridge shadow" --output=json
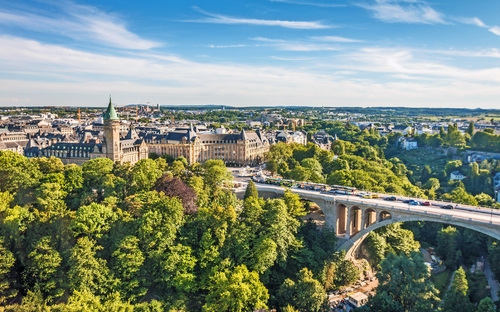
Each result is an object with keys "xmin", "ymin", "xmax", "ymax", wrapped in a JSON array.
[{"xmin": 300, "ymin": 199, "xmax": 325, "ymax": 229}]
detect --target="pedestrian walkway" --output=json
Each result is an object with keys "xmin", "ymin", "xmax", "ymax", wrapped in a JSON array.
[{"xmin": 483, "ymin": 257, "xmax": 499, "ymax": 301}]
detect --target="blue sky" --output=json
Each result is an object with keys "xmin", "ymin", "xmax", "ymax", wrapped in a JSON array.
[{"xmin": 0, "ymin": 0, "xmax": 500, "ymax": 108}]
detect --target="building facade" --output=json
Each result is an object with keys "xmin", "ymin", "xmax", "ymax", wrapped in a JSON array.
[{"xmin": 146, "ymin": 126, "xmax": 270, "ymax": 166}]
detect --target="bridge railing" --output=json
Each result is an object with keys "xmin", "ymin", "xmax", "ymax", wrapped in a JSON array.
[
  {"xmin": 253, "ymin": 184, "xmax": 500, "ymax": 226},
  {"xmin": 331, "ymin": 195, "xmax": 500, "ymax": 226}
]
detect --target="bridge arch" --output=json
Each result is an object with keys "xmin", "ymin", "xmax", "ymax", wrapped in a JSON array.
[
  {"xmin": 349, "ymin": 206, "xmax": 362, "ymax": 236},
  {"xmin": 363, "ymin": 208, "xmax": 377, "ymax": 229},
  {"xmin": 336, "ymin": 203, "xmax": 348, "ymax": 235},
  {"xmin": 379, "ymin": 210, "xmax": 392, "ymax": 222},
  {"xmin": 339, "ymin": 215, "xmax": 500, "ymax": 260}
]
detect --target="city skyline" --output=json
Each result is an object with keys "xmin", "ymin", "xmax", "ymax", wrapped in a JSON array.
[{"xmin": 1, "ymin": 0, "xmax": 500, "ymax": 108}]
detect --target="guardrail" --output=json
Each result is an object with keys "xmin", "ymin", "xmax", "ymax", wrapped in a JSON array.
[{"xmin": 253, "ymin": 184, "xmax": 500, "ymax": 226}]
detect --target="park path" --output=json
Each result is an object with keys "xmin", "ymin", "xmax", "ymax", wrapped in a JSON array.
[
  {"xmin": 446, "ymin": 271, "xmax": 456, "ymax": 292},
  {"xmin": 483, "ymin": 256, "xmax": 499, "ymax": 301}
]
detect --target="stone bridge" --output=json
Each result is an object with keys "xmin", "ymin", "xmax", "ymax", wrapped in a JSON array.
[{"xmin": 251, "ymin": 185, "xmax": 500, "ymax": 259}]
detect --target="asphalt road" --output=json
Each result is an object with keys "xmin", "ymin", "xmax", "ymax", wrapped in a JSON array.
[{"xmin": 237, "ymin": 181, "xmax": 500, "ymax": 226}]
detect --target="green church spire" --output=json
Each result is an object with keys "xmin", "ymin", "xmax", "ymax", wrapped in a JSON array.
[{"xmin": 103, "ymin": 95, "xmax": 119, "ymax": 121}]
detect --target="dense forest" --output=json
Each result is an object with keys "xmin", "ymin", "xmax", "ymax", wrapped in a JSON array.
[{"xmin": 0, "ymin": 151, "xmax": 367, "ymax": 311}]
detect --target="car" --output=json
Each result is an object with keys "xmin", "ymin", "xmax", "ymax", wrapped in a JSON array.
[
  {"xmin": 409, "ymin": 200, "xmax": 420, "ymax": 206},
  {"xmin": 370, "ymin": 194, "xmax": 380, "ymax": 199},
  {"xmin": 384, "ymin": 196, "xmax": 397, "ymax": 201},
  {"xmin": 441, "ymin": 204, "xmax": 454, "ymax": 209},
  {"xmin": 402, "ymin": 199, "xmax": 411, "ymax": 203},
  {"xmin": 362, "ymin": 194, "xmax": 372, "ymax": 199},
  {"xmin": 357, "ymin": 192, "xmax": 368, "ymax": 197},
  {"xmin": 420, "ymin": 201, "xmax": 431, "ymax": 206}
]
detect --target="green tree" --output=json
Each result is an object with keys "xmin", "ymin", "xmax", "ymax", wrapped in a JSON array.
[
  {"xmin": 466, "ymin": 122, "xmax": 474, "ymax": 136},
  {"xmin": 476, "ymin": 297, "xmax": 495, "ymax": 312},
  {"xmin": 359, "ymin": 291, "xmax": 403, "ymax": 312},
  {"xmin": 445, "ymin": 160, "xmax": 463, "ymax": 174},
  {"xmin": 170, "ymin": 159, "xmax": 186, "ymax": 178},
  {"xmin": 283, "ymin": 189, "xmax": 306, "ymax": 218},
  {"xmin": 443, "ymin": 187, "xmax": 478, "ymax": 206},
  {"xmin": 68, "ymin": 237, "xmax": 117, "ymax": 296},
  {"xmin": 244, "ymin": 180, "xmax": 259, "ymax": 200},
  {"xmin": 261, "ymin": 199, "xmax": 301, "ymax": 262},
  {"xmin": 0, "ymin": 237, "xmax": 17, "ymax": 304},
  {"xmin": 82, "ymin": 158, "xmax": 114, "ymax": 189},
  {"xmin": 423, "ymin": 178, "xmax": 440, "ymax": 191},
  {"xmin": 35, "ymin": 182, "xmax": 68, "ymax": 214},
  {"xmin": 365, "ymin": 232, "xmax": 387, "ymax": 269},
  {"xmin": 111, "ymin": 236, "xmax": 147, "ymax": 302},
  {"xmin": 420, "ymin": 165, "xmax": 432, "ymax": 183},
  {"xmin": 23, "ymin": 236, "xmax": 64, "ymax": 302},
  {"xmin": 63, "ymin": 163, "xmax": 84, "ymax": 194},
  {"xmin": 373, "ymin": 252, "xmax": 439, "ymax": 312},
  {"xmin": 436, "ymin": 226, "xmax": 460, "ymax": 269},
  {"xmin": 0, "ymin": 191, "xmax": 14, "ymax": 213},
  {"xmin": 333, "ymin": 256, "xmax": 360, "ymax": 288},
  {"xmin": 488, "ymin": 240, "xmax": 500, "ymax": 280},
  {"xmin": 0, "ymin": 151, "xmax": 41, "ymax": 193},
  {"xmin": 34, "ymin": 156, "xmax": 64, "ymax": 174},
  {"xmin": 70, "ymin": 203, "xmax": 118, "ymax": 239},
  {"xmin": 277, "ymin": 268, "xmax": 325, "ymax": 312},
  {"xmin": 203, "ymin": 159, "xmax": 232, "ymax": 193},
  {"xmin": 155, "ymin": 243, "xmax": 197, "ymax": 293},
  {"xmin": 129, "ymin": 159, "xmax": 162, "ymax": 194},
  {"xmin": 203, "ymin": 264, "xmax": 269, "ymax": 312},
  {"xmin": 288, "ymin": 165, "xmax": 311, "ymax": 182},
  {"xmin": 442, "ymin": 267, "xmax": 474, "ymax": 312}
]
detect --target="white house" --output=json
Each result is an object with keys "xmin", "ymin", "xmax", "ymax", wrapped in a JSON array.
[
  {"xmin": 348, "ymin": 292, "xmax": 369, "ymax": 308},
  {"xmin": 450, "ymin": 171, "xmax": 466, "ymax": 181},
  {"xmin": 399, "ymin": 137, "xmax": 418, "ymax": 150}
]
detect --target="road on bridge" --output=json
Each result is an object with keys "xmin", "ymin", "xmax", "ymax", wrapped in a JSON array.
[{"xmin": 236, "ymin": 181, "xmax": 500, "ymax": 226}]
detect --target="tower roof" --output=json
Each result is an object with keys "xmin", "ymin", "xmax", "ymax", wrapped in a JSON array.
[
  {"xmin": 239, "ymin": 128, "xmax": 249, "ymax": 140},
  {"xmin": 103, "ymin": 96, "xmax": 119, "ymax": 121}
]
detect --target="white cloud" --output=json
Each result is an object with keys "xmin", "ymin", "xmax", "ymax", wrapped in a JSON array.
[
  {"xmin": 269, "ymin": 0, "xmax": 347, "ymax": 7},
  {"xmin": 489, "ymin": 26, "xmax": 500, "ymax": 36},
  {"xmin": 189, "ymin": 7, "xmax": 332, "ymax": 29},
  {"xmin": 1, "ymin": 35, "xmax": 500, "ymax": 108},
  {"xmin": 207, "ymin": 44, "xmax": 247, "ymax": 48},
  {"xmin": 270, "ymin": 56, "xmax": 315, "ymax": 61},
  {"xmin": 250, "ymin": 37, "xmax": 287, "ymax": 43},
  {"xmin": 0, "ymin": 3, "xmax": 159, "ymax": 50},
  {"xmin": 455, "ymin": 16, "xmax": 500, "ymax": 37},
  {"xmin": 335, "ymin": 47, "xmax": 500, "ymax": 83},
  {"xmin": 457, "ymin": 17, "xmax": 487, "ymax": 27},
  {"xmin": 359, "ymin": 0, "xmax": 446, "ymax": 24},
  {"xmin": 275, "ymin": 43, "xmax": 340, "ymax": 51},
  {"xmin": 310, "ymin": 36, "xmax": 363, "ymax": 43},
  {"xmin": 434, "ymin": 48, "xmax": 500, "ymax": 58},
  {"xmin": 249, "ymin": 36, "xmax": 343, "ymax": 50}
]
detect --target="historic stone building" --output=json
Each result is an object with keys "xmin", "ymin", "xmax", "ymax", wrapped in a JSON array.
[
  {"xmin": 145, "ymin": 126, "xmax": 270, "ymax": 166},
  {"xmin": 25, "ymin": 99, "xmax": 148, "ymax": 165}
]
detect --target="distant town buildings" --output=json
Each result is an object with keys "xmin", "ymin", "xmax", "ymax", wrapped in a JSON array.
[
  {"xmin": 311, "ymin": 130, "xmax": 335, "ymax": 151},
  {"xmin": 25, "ymin": 100, "xmax": 148, "ymax": 165}
]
